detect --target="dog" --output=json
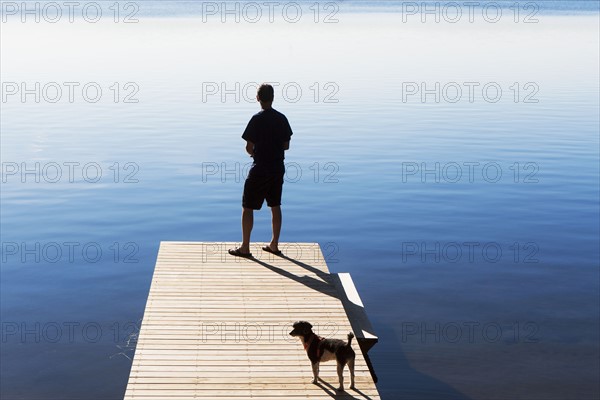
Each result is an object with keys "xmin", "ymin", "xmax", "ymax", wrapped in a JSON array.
[{"xmin": 289, "ymin": 321, "xmax": 355, "ymax": 391}]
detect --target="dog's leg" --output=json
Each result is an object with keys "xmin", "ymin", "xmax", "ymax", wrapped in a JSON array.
[
  {"xmin": 348, "ymin": 357, "xmax": 356, "ymax": 389},
  {"xmin": 336, "ymin": 362, "xmax": 345, "ymax": 391},
  {"xmin": 311, "ymin": 362, "xmax": 319, "ymax": 384}
]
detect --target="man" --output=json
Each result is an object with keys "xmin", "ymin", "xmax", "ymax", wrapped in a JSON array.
[{"xmin": 228, "ymin": 83, "xmax": 293, "ymax": 258}]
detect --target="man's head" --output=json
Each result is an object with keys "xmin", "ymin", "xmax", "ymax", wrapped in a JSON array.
[{"xmin": 257, "ymin": 83, "xmax": 274, "ymax": 109}]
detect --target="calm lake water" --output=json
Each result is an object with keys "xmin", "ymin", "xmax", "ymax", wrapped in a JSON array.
[{"xmin": 1, "ymin": 1, "xmax": 599, "ymax": 399}]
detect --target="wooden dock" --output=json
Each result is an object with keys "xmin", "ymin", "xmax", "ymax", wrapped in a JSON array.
[{"xmin": 125, "ymin": 242, "xmax": 380, "ymax": 399}]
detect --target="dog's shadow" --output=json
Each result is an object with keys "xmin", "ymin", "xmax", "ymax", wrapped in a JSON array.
[
  {"xmin": 251, "ymin": 254, "xmax": 376, "ymax": 399},
  {"xmin": 315, "ymin": 379, "xmax": 376, "ymax": 399},
  {"xmin": 250, "ymin": 252, "xmax": 473, "ymax": 400}
]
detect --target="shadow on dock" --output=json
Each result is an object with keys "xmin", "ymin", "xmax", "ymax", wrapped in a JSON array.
[
  {"xmin": 316, "ymin": 378, "xmax": 376, "ymax": 400},
  {"xmin": 251, "ymin": 253, "xmax": 473, "ymax": 400},
  {"xmin": 251, "ymin": 253, "xmax": 382, "ymax": 395},
  {"xmin": 251, "ymin": 254, "xmax": 336, "ymax": 298},
  {"xmin": 127, "ymin": 242, "xmax": 383, "ymax": 400}
]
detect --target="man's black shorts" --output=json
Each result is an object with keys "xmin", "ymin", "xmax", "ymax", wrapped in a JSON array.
[{"xmin": 242, "ymin": 168, "xmax": 285, "ymax": 210}]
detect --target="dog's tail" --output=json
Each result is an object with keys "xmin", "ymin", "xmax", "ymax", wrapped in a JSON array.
[{"xmin": 347, "ymin": 332, "xmax": 355, "ymax": 347}]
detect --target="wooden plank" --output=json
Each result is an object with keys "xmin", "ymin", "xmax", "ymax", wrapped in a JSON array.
[{"xmin": 125, "ymin": 242, "xmax": 380, "ymax": 399}]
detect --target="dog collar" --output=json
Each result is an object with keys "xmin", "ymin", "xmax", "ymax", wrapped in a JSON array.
[{"xmin": 304, "ymin": 333, "xmax": 324, "ymax": 359}]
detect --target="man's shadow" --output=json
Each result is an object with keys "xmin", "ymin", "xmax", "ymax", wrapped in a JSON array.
[
  {"xmin": 250, "ymin": 253, "xmax": 472, "ymax": 400},
  {"xmin": 251, "ymin": 253, "xmax": 338, "ymax": 298}
]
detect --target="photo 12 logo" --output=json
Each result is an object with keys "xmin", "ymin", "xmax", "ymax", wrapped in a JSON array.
[
  {"xmin": 198, "ymin": 1, "xmax": 340, "ymax": 23},
  {"xmin": 400, "ymin": 1, "xmax": 540, "ymax": 24},
  {"xmin": 201, "ymin": 82, "xmax": 340, "ymax": 104},
  {"xmin": 1, "ymin": 161, "xmax": 140, "ymax": 184},
  {"xmin": 200, "ymin": 161, "xmax": 339, "ymax": 184},
  {"xmin": 400, "ymin": 241, "xmax": 540, "ymax": 264},
  {"xmin": 401, "ymin": 321, "xmax": 540, "ymax": 344},
  {"xmin": 401, "ymin": 162, "xmax": 539, "ymax": 184},
  {"xmin": 197, "ymin": 242, "xmax": 340, "ymax": 264},
  {"xmin": 401, "ymin": 82, "xmax": 540, "ymax": 104},
  {"xmin": 1, "ymin": 1, "xmax": 140, "ymax": 23},
  {"xmin": 1, "ymin": 241, "xmax": 140, "ymax": 264},
  {"xmin": 198, "ymin": 321, "xmax": 340, "ymax": 343},
  {"xmin": 1, "ymin": 321, "xmax": 140, "ymax": 344},
  {"xmin": 1, "ymin": 82, "xmax": 140, "ymax": 104}
]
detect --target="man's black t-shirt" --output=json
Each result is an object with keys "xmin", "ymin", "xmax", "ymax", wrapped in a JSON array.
[{"xmin": 242, "ymin": 108, "xmax": 293, "ymax": 175}]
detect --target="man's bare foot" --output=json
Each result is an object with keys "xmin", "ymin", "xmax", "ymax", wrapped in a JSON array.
[
  {"xmin": 262, "ymin": 245, "xmax": 282, "ymax": 256},
  {"xmin": 228, "ymin": 247, "xmax": 252, "ymax": 258},
  {"xmin": 268, "ymin": 242, "xmax": 280, "ymax": 252}
]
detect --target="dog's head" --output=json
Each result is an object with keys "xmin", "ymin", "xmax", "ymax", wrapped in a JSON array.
[{"xmin": 289, "ymin": 321, "xmax": 313, "ymax": 338}]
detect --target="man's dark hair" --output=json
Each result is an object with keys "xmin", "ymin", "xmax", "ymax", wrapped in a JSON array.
[{"xmin": 257, "ymin": 84, "xmax": 274, "ymax": 103}]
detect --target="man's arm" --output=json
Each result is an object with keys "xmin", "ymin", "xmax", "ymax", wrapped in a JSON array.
[
  {"xmin": 283, "ymin": 116, "xmax": 292, "ymax": 151},
  {"xmin": 245, "ymin": 140, "xmax": 254, "ymax": 157}
]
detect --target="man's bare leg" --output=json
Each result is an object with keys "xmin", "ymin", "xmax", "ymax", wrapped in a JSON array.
[
  {"xmin": 240, "ymin": 207, "xmax": 254, "ymax": 254},
  {"xmin": 268, "ymin": 205, "xmax": 282, "ymax": 252}
]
